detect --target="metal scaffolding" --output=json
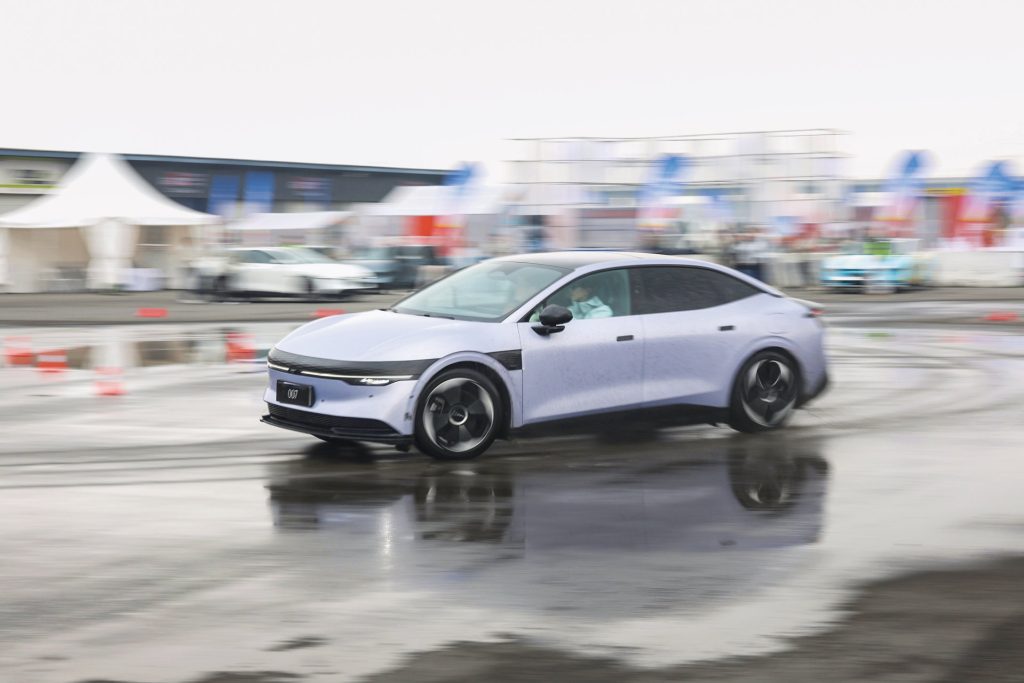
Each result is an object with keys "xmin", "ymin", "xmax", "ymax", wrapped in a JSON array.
[{"xmin": 506, "ymin": 129, "xmax": 848, "ymax": 225}]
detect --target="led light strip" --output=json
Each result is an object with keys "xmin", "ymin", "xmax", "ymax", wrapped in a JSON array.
[
  {"xmin": 267, "ymin": 361, "xmax": 411, "ymax": 382},
  {"xmin": 299, "ymin": 370, "xmax": 413, "ymax": 381}
]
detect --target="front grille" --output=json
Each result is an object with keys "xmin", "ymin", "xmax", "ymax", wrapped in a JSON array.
[{"xmin": 267, "ymin": 403, "xmax": 399, "ymax": 438}]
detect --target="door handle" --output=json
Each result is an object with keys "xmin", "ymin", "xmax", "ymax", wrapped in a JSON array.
[
  {"xmin": 616, "ymin": 335, "xmax": 634, "ymax": 342},
  {"xmin": 718, "ymin": 325, "xmax": 735, "ymax": 331}
]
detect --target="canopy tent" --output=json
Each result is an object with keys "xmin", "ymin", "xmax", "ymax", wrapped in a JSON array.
[
  {"xmin": 225, "ymin": 210, "xmax": 354, "ymax": 252},
  {"xmin": 227, "ymin": 211, "xmax": 350, "ymax": 231},
  {"xmin": 361, "ymin": 184, "xmax": 511, "ymax": 253},
  {"xmin": 0, "ymin": 153, "xmax": 218, "ymax": 291},
  {"xmin": 370, "ymin": 184, "xmax": 508, "ymax": 217}
]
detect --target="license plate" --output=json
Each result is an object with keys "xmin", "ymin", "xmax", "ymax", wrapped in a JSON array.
[{"xmin": 277, "ymin": 380, "xmax": 314, "ymax": 407}]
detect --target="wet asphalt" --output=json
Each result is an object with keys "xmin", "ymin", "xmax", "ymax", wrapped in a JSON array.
[{"xmin": 1, "ymin": 303, "xmax": 1024, "ymax": 682}]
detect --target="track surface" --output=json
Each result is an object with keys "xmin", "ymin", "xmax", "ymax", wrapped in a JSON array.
[{"xmin": 2, "ymin": 311, "xmax": 1024, "ymax": 682}]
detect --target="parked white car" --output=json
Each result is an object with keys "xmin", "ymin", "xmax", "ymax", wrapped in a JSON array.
[{"xmin": 196, "ymin": 247, "xmax": 377, "ymax": 299}]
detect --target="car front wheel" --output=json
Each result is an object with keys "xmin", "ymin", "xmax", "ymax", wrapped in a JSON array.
[
  {"xmin": 728, "ymin": 351, "xmax": 799, "ymax": 433},
  {"xmin": 415, "ymin": 368, "xmax": 503, "ymax": 460}
]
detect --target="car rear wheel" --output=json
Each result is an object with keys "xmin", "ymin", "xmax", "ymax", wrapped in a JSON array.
[
  {"xmin": 212, "ymin": 275, "xmax": 231, "ymax": 301},
  {"xmin": 728, "ymin": 351, "xmax": 799, "ymax": 433},
  {"xmin": 415, "ymin": 369, "xmax": 503, "ymax": 460}
]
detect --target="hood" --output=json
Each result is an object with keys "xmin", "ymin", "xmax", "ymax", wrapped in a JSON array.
[
  {"xmin": 291, "ymin": 263, "xmax": 373, "ymax": 279},
  {"xmin": 276, "ymin": 309, "xmax": 502, "ymax": 362}
]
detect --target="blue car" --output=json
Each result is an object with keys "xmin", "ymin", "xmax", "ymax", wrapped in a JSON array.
[
  {"xmin": 263, "ymin": 252, "xmax": 830, "ymax": 459},
  {"xmin": 820, "ymin": 239, "xmax": 926, "ymax": 292}
]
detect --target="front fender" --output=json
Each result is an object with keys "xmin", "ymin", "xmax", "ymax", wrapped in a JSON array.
[{"xmin": 401, "ymin": 351, "xmax": 523, "ymax": 435}]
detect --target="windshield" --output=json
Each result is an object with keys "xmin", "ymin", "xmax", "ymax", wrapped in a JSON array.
[
  {"xmin": 272, "ymin": 248, "xmax": 334, "ymax": 264},
  {"xmin": 355, "ymin": 247, "xmax": 389, "ymax": 260},
  {"xmin": 392, "ymin": 260, "xmax": 567, "ymax": 322},
  {"xmin": 266, "ymin": 250, "xmax": 303, "ymax": 264}
]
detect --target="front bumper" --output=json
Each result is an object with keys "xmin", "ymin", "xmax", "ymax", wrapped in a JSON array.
[
  {"xmin": 262, "ymin": 403, "xmax": 412, "ymax": 445},
  {"xmin": 315, "ymin": 279, "xmax": 376, "ymax": 294},
  {"xmin": 821, "ymin": 272, "xmax": 868, "ymax": 287}
]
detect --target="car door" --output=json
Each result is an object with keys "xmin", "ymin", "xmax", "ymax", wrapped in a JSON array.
[
  {"xmin": 635, "ymin": 266, "xmax": 763, "ymax": 408},
  {"xmin": 233, "ymin": 249, "xmax": 277, "ymax": 293},
  {"xmin": 263, "ymin": 251, "xmax": 303, "ymax": 294},
  {"xmin": 517, "ymin": 267, "xmax": 644, "ymax": 423}
]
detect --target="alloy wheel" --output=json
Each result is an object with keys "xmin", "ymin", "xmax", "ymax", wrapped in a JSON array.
[
  {"xmin": 741, "ymin": 359, "xmax": 797, "ymax": 428},
  {"xmin": 421, "ymin": 378, "xmax": 496, "ymax": 454}
]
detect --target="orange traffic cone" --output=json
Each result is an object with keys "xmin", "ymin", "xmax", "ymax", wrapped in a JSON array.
[
  {"xmin": 94, "ymin": 367, "xmax": 126, "ymax": 396},
  {"xmin": 312, "ymin": 308, "xmax": 345, "ymax": 319},
  {"xmin": 225, "ymin": 332, "xmax": 255, "ymax": 363},
  {"xmin": 36, "ymin": 349, "xmax": 68, "ymax": 374},
  {"xmin": 3, "ymin": 336, "xmax": 34, "ymax": 367}
]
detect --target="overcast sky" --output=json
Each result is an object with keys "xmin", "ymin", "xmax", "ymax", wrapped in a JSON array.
[{"xmin": 2, "ymin": 0, "xmax": 1021, "ymax": 180}]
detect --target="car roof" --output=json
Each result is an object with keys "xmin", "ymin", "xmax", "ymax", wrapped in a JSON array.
[
  {"xmin": 494, "ymin": 250, "xmax": 710, "ymax": 270},
  {"xmin": 493, "ymin": 251, "xmax": 784, "ymax": 298},
  {"xmin": 228, "ymin": 246, "xmax": 300, "ymax": 253}
]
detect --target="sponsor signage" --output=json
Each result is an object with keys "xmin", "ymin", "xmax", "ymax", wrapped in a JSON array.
[
  {"xmin": 158, "ymin": 171, "xmax": 209, "ymax": 197},
  {"xmin": 282, "ymin": 175, "xmax": 331, "ymax": 203}
]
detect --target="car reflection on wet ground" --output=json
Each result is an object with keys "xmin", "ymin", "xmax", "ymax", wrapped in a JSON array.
[{"xmin": 2, "ymin": 316, "xmax": 1024, "ymax": 682}]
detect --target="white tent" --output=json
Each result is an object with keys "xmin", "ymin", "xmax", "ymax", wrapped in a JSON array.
[
  {"xmin": 370, "ymin": 185, "xmax": 508, "ymax": 217},
  {"xmin": 226, "ymin": 210, "xmax": 353, "ymax": 251},
  {"xmin": 0, "ymin": 153, "xmax": 218, "ymax": 291},
  {"xmin": 362, "ymin": 184, "xmax": 511, "ymax": 250},
  {"xmin": 228, "ymin": 210, "xmax": 350, "ymax": 232}
]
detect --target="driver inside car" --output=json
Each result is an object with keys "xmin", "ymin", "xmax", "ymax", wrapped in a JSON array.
[
  {"xmin": 567, "ymin": 283, "xmax": 612, "ymax": 319},
  {"xmin": 526, "ymin": 281, "xmax": 613, "ymax": 322}
]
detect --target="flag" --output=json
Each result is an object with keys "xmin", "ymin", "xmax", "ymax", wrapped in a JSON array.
[
  {"xmin": 436, "ymin": 162, "xmax": 479, "ymax": 251},
  {"xmin": 637, "ymin": 154, "xmax": 690, "ymax": 230},
  {"xmin": 877, "ymin": 150, "xmax": 929, "ymax": 228},
  {"xmin": 962, "ymin": 160, "xmax": 1017, "ymax": 222}
]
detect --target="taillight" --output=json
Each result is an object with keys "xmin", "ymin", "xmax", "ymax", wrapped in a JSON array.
[{"xmin": 791, "ymin": 297, "xmax": 824, "ymax": 318}]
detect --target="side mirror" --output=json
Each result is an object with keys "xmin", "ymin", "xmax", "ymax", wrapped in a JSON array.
[{"xmin": 533, "ymin": 304, "xmax": 573, "ymax": 336}]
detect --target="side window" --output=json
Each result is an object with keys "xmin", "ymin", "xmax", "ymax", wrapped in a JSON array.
[
  {"xmin": 635, "ymin": 267, "xmax": 760, "ymax": 314},
  {"xmin": 248, "ymin": 250, "xmax": 272, "ymax": 264},
  {"xmin": 705, "ymin": 270, "xmax": 761, "ymax": 303},
  {"xmin": 537, "ymin": 268, "xmax": 633, "ymax": 320}
]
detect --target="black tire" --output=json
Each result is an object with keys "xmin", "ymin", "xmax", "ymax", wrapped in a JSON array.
[
  {"xmin": 728, "ymin": 350, "xmax": 800, "ymax": 433},
  {"xmin": 212, "ymin": 275, "xmax": 231, "ymax": 301},
  {"xmin": 303, "ymin": 277, "xmax": 317, "ymax": 300},
  {"xmin": 414, "ymin": 368, "xmax": 503, "ymax": 460}
]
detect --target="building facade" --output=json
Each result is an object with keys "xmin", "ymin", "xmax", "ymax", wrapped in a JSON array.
[{"xmin": 0, "ymin": 148, "xmax": 448, "ymax": 218}]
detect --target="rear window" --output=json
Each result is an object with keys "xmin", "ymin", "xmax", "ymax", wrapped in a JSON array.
[{"xmin": 634, "ymin": 266, "xmax": 761, "ymax": 314}]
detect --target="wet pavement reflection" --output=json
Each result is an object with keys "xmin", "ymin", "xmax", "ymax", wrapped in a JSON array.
[{"xmin": 268, "ymin": 438, "xmax": 828, "ymax": 552}]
